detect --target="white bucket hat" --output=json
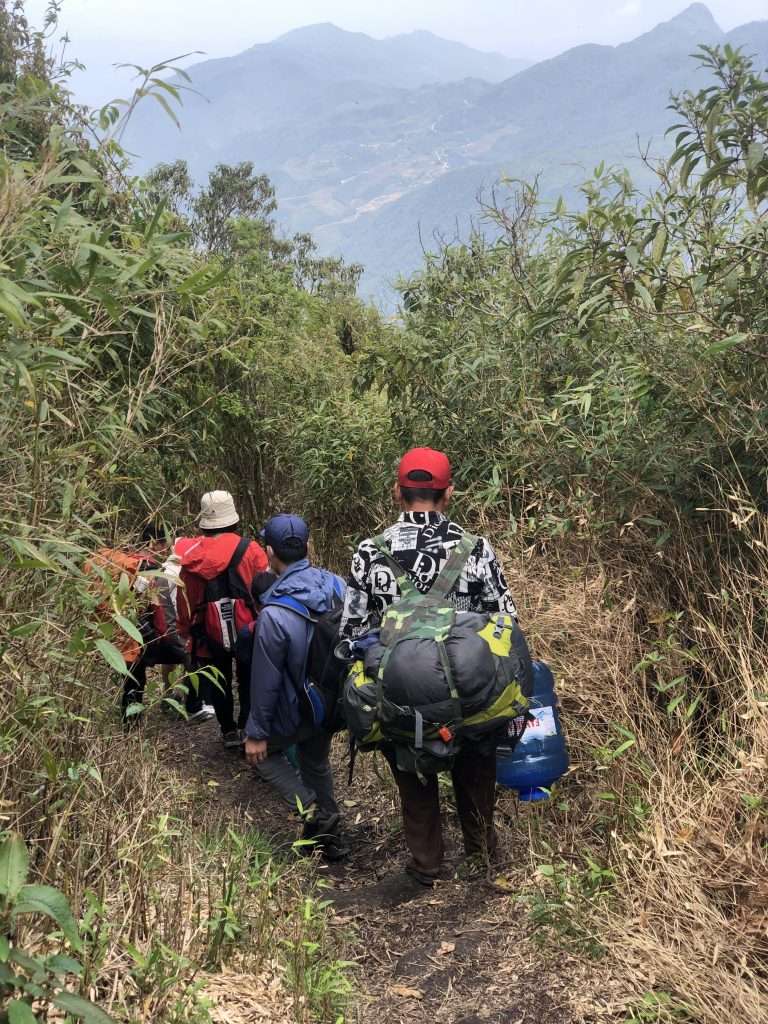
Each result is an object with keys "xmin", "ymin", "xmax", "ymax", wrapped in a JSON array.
[{"xmin": 198, "ymin": 490, "xmax": 239, "ymax": 530}]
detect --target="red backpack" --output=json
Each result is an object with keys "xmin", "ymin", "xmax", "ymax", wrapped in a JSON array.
[{"xmin": 191, "ymin": 538, "xmax": 255, "ymax": 655}]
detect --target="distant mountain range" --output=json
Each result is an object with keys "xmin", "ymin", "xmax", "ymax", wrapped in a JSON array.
[{"xmin": 125, "ymin": 4, "xmax": 768, "ymax": 305}]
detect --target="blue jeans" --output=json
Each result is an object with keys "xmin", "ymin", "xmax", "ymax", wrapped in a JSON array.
[{"xmin": 256, "ymin": 730, "xmax": 338, "ymax": 817}]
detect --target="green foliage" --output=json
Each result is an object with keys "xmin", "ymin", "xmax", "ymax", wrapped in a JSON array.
[
  {"xmin": 528, "ymin": 855, "xmax": 615, "ymax": 960},
  {"xmin": 0, "ymin": 6, "xmax": 367, "ymax": 1020},
  {"xmin": 365, "ymin": 46, "xmax": 768, "ymax": 542},
  {"xmin": 191, "ymin": 161, "xmax": 277, "ymax": 255},
  {"xmin": 281, "ymin": 896, "xmax": 353, "ymax": 1022},
  {"xmin": 2, "ymin": 6, "xmax": 766, "ymax": 1021},
  {"xmin": 624, "ymin": 991, "xmax": 696, "ymax": 1023},
  {"xmin": 0, "ymin": 833, "xmax": 114, "ymax": 1022}
]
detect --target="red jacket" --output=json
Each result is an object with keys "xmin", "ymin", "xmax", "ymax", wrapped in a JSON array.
[{"xmin": 177, "ymin": 533, "xmax": 268, "ymax": 657}]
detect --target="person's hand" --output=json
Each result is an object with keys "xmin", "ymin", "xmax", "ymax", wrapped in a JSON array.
[{"xmin": 244, "ymin": 737, "xmax": 268, "ymax": 765}]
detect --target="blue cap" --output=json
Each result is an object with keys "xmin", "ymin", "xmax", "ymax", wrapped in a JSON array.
[{"xmin": 261, "ymin": 514, "xmax": 310, "ymax": 552}]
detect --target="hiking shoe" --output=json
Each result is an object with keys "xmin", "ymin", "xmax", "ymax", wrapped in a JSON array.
[
  {"xmin": 187, "ymin": 704, "xmax": 215, "ymax": 724},
  {"xmin": 300, "ymin": 810, "xmax": 350, "ymax": 861},
  {"xmin": 318, "ymin": 831, "xmax": 351, "ymax": 862},
  {"xmin": 222, "ymin": 729, "xmax": 244, "ymax": 749},
  {"xmin": 302, "ymin": 809, "xmax": 340, "ymax": 841}
]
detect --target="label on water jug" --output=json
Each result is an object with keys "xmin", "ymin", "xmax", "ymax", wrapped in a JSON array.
[{"xmin": 509, "ymin": 706, "xmax": 557, "ymax": 743}]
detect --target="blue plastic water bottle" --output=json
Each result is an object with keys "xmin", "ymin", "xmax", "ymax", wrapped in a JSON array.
[{"xmin": 496, "ymin": 661, "xmax": 569, "ymax": 801}]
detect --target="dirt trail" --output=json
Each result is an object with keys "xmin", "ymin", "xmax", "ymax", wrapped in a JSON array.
[{"xmin": 159, "ymin": 715, "xmax": 611, "ymax": 1024}]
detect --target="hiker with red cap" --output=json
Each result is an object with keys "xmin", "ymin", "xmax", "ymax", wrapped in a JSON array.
[
  {"xmin": 340, "ymin": 447, "xmax": 519, "ymax": 896},
  {"xmin": 177, "ymin": 490, "xmax": 268, "ymax": 747}
]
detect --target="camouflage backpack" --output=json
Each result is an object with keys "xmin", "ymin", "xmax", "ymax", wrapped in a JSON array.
[{"xmin": 343, "ymin": 532, "xmax": 532, "ymax": 777}]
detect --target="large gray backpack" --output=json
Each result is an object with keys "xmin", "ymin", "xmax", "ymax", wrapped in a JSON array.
[{"xmin": 343, "ymin": 533, "xmax": 532, "ymax": 776}]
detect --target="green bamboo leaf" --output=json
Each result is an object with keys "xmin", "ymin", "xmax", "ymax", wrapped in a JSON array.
[
  {"xmin": 0, "ymin": 833, "xmax": 29, "ymax": 899},
  {"xmin": 53, "ymin": 195, "xmax": 74, "ymax": 234},
  {"xmin": 610, "ymin": 738, "xmax": 636, "ymax": 759},
  {"xmin": 147, "ymin": 90, "xmax": 181, "ymax": 128},
  {"xmin": 7, "ymin": 539, "xmax": 60, "ymax": 572},
  {"xmin": 633, "ymin": 281, "xmax": 655, "ymax": 310},
  {"xmin": 685, "ymin": 694, "xmax": 703, "ymax": 720},
  {"xmin": 143, "ymin": 198, "xmax": 167, "ymax": 241},
  {"xmin": 71, "ymin": 158, "xmax": 101, "ymax": 180},
  {"xmin": 0, "ymin": 292, "xmax": 27, "ymax": 327},
  {"xmin": 667, "ymin": 694, "xmax": 686, "ymax": 714},
  {"xmin": 38, "ymin": 346, "xmax": 88, "ymax": 368},
  {"xmin": 94, "ymin": 639, "xmax": 127, "ymax": 675},
  {"xmin": 9, "ymin": 621, "xmax": 42, "ymax": 638},
  {"xmin": 13, "ymin": 884, "xmax": 82, "ymax": 950},
  {"xmin": 114, "ymin": 614, "xmax": 144, "ymax": 645},
  {"xmin": 651, "ymin": 225, "xmax": 668, "ymax": 264},
  {"xmin": 52, "ymin": 992, "xmax": 114, "ymax": 1023},
  {"xmin": 78, "ymin": 243, "xmax": 127, "ymax": 269},
  {"xmin": 46, "ymin": 954, "xmax": 83, "ymax": 975},
  {"xmin": 704, "ymin": 332, "xmax": 748, "ymax": 355},
  {"xmin": 8, "ymin": 1000, "xmax": 38, "ymax": 1023},
  {"xmin": 177, "ymin": 265, "xmax": 227, "ymax": 295},
  {"xmin": 699, "ymin": 157, "xmax": 736, "ymax": 190},
  {"xmin": 746, "ymin": 141, "xmax": 764, "ymax": 171}
]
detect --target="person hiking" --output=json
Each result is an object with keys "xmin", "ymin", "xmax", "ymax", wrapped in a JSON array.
[
  {"xmin": 339, "ymin": 447, "xmax": 520, "ymax": 894},
  {"xmin": 85, "ymin": 525, "xmax": 187, "ymax": 725},
  {"xmin": 177, "ymin": 491, "xmax": 268, "ymax": 747},
  {"xmin": 158, "ymin": 536, "xmax": 216, "ymax": 723},
  {"xmin": 243, "ymin": 514, "xmax": 349, "ymax": 861}
]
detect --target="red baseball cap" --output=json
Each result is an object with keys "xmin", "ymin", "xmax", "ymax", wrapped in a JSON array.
[{"xmin": 397, "ymin": 447, "xmax": 452, "ymax": 490}]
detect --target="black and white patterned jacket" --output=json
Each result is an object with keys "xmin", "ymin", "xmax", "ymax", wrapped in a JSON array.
[{"xmin": 339, "ymin": 510, "xmax": 518, "ymax": 641}]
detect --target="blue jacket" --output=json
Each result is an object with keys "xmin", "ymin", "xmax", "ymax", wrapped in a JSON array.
[{"xmin": 245, "ymin": 559, "xmax": 345, "ymax": 742}]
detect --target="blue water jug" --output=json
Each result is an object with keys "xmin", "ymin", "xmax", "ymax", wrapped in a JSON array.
[{"xmin": 496, "ymin": 661, "xmax": 569, "ymax": 801}]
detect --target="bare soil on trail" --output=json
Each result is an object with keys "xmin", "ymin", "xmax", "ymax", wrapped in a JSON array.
[{"xmin": 157, "ymin": 714, "xmax": 620, "ymax": 1024}]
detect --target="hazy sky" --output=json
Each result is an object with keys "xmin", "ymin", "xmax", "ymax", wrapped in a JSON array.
[{"xmin": 26, "ymin": 0, "xmax": 768, "ymax": 104}]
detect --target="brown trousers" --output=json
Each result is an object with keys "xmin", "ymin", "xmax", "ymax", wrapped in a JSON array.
[{"xmin": 384, "ymin": 745, "xmax": 499, "ymax": 883}]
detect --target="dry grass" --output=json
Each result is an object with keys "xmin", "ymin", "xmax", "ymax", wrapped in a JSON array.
[
  {"xmin": 497, "ymin": 521, "xmax": 768, "ymax": 1024},
  {"xmin": 3, "ymin": 506, "xmax": 765, "ymax": 1024},
  {"xmin": 0, "ymin": 647, "xmax": 344, "ymax": 1022},
  {"xmin": 203, "ymin": 965, "xmax": 294, "ymax": 1022}
]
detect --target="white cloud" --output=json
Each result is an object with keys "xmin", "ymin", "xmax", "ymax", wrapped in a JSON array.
[{"xmin": 616, "ymin": 1, "xmax": 642, "ymax": 15}]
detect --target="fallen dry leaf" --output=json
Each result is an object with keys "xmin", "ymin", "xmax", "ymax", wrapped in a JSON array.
[
  {"xmin": 492, "ymin": 875, "xmax": 516, "ymax": 892},
  {"xmin": 390, "ymin": 985, "xmax": 424, "ymax": 1000},
  {"xmin": 438, "ymin": 941, "xmax": 456, "ymax": 955}
]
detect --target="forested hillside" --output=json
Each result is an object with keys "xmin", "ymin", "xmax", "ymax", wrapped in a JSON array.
[
  {"xmin": 125, "ymin": 3, "xmax": 768, "ymax": 303},
  {"xmin": 1, "ymin": 2, "xmax": 766, "ymax": 1023}
]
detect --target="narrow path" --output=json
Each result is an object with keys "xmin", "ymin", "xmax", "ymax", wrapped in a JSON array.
[{"xmin": 157, "ymin": 715, "xmax": 604, "ymax": 1024}]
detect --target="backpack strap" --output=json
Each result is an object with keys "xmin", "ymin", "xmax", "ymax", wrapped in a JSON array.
[
  {"xmin": 226, "ymin": 536, "xmax": 253, "ymax": 606},
  {"xmin": 370, "ymin": 532, "xmax": 478, "ymax": 601},
  {"xmin": 263, "ymin": 595, "xmax": 317, "ymax": 706},
  {"xmin": 191, "ymin": 537, "xmax": 253, "ymax": 652},
  {"xmin": 428, "ymin": 533, "xmax": 478, "ymax": 599},
  {"xmin": 370, "ymin": 533, "xmax": 410, "ymax": 583},
  {"xmin": 265, "ymin": 594, "xmax": 313, "ymax": 620}
]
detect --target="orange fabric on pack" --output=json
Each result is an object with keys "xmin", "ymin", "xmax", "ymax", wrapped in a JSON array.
[{"xmin": 84, "ymin": 547, "xmax": 145, "ymax": 663}]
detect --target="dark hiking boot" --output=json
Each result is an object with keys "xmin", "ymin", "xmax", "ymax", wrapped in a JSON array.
[
  {"xmin": 317, "ymin": 831, "xmax": 351, "ymax": 862},
  {"xmin": 300, "ymin": 810, "xmax": 350, "ymax": 862},
  {"xmin": 301, "ymin": 809, "xmax": 340, "ymax": 841}
]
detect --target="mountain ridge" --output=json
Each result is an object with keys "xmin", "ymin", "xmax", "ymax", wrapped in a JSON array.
[{"xmin": 125, "ymin": 4, "xmax": 768, "ymax": 305}]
